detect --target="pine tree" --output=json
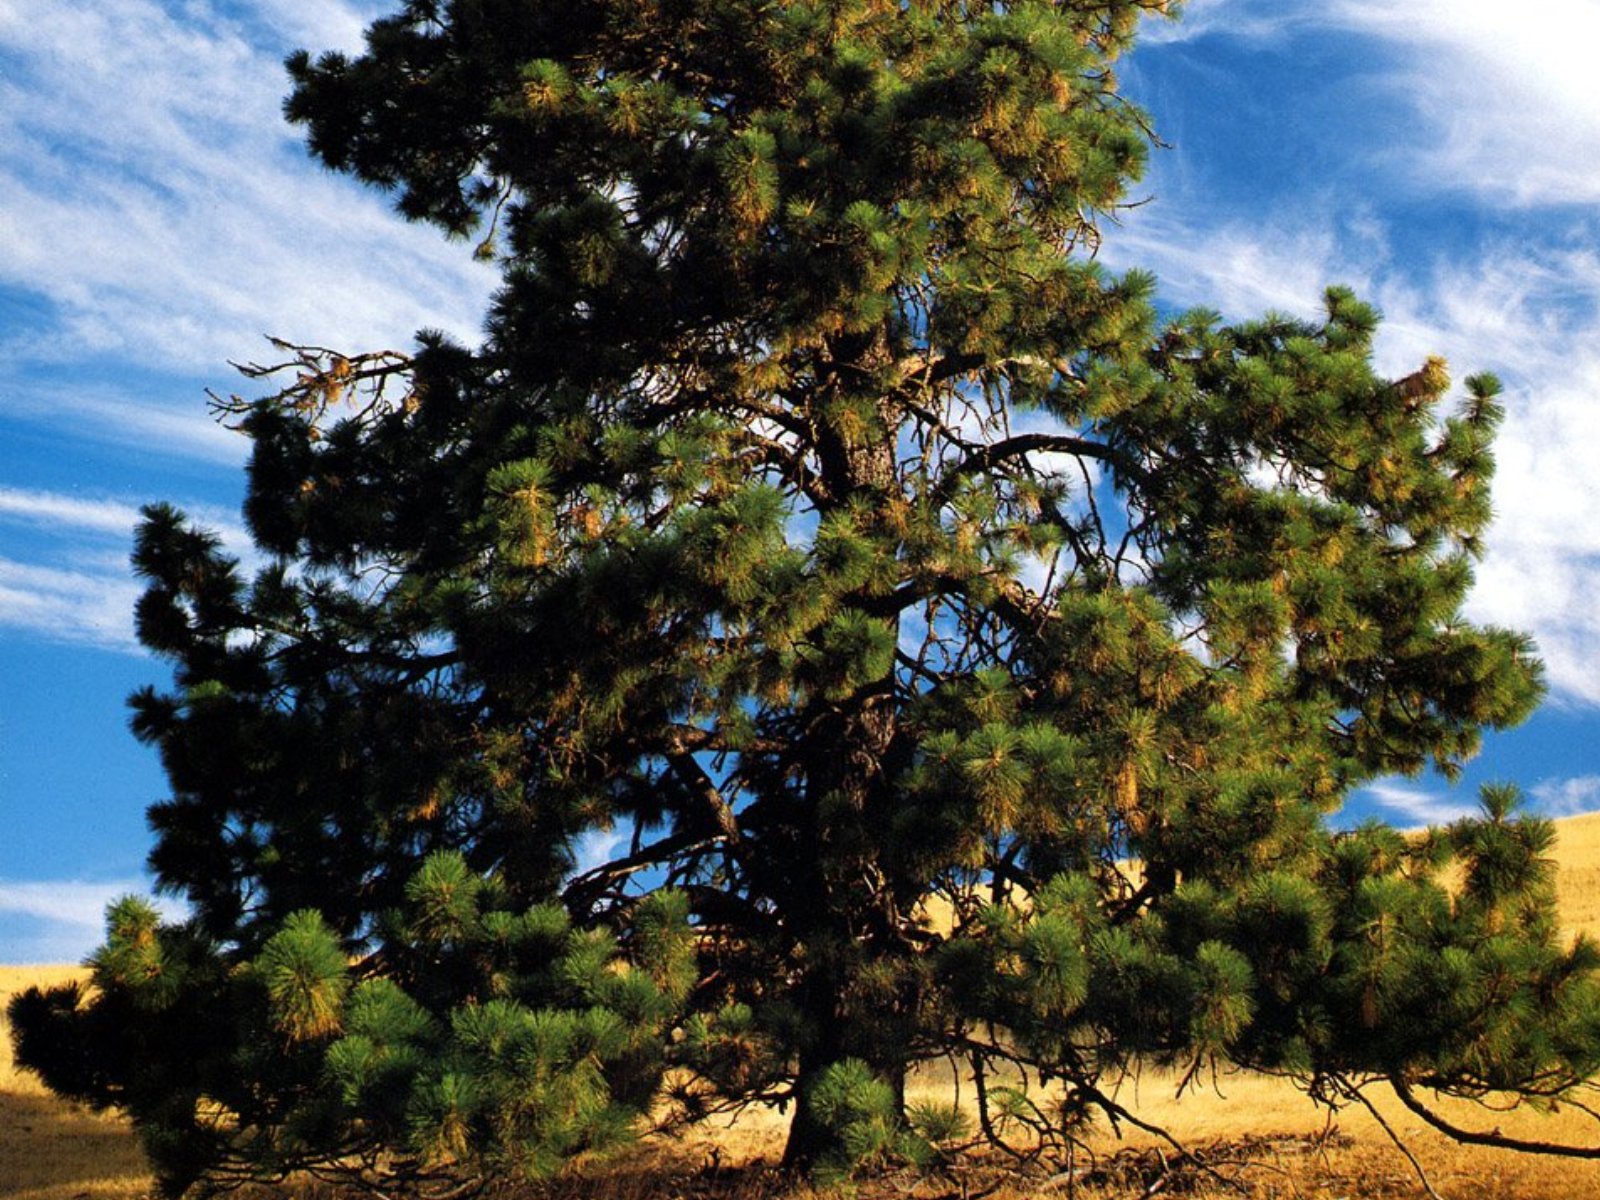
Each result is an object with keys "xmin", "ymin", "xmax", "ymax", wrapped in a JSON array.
[{"xmin": 14, "ymin": 0, "xmax": 1600, "ymax": 1193}]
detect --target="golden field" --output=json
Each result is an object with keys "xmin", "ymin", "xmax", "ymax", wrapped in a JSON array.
[
  {"xmin": 9, "ymin": 812, "xmax": 1600, "ymax": 1199},
  {"xmin": 0, "ymin": 964, "xmax": 150, "ymax": 1200}
]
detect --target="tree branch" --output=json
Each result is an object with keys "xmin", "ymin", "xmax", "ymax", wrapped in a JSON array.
[
  {"xmin": 1391, "ymin": 1075, "xmax": 1600, "ymax": 1159},
  {"xmin": 664, "ymin": 746, "xmax": 742, "ymax": 844},
  {"xmin": 935, "ymin": 432, "xmax": 1145, "ymax": 504},
  {"xmin": 1337, "ymin": 1076, "xmax": 1444, "ymax": 1200},
  {"xmin": 562, "ymin": 831, "xmax": 723, "ymax": 909}
]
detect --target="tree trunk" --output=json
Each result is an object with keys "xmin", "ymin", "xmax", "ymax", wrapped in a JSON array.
[
  {"xmin": 780, "ymin": 333, "xmax": 909, "ymax": 1174},
  {"xmin": 781, "ymin": 1046, "xmax": 837, "ymax": 1171}
]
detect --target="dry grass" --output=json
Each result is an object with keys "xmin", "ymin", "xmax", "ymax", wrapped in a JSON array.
[
  {"xmin": 1553, "ymin": 811, "xmax": 1600, "ymax": 944},
  {"xmin": 8, "ymin": 813, "xmax": 1600, "ymax": 1198},
  {"xmin": 0, "ymin": 965, "xmax": 151, "ymax": 1200}
]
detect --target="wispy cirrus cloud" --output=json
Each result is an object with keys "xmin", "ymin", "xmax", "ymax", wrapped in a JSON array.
[
  {"xmin": 0, "ymin": 488, "xmax": 147, "ymax": 536},
  {"xmin": 0, "ymin": 0, "xmax": 493, "ymax": 380},
  {"xmin": 1360, "ymin": 779, "xmax": 1478, "ymax": 828},
  {"xmin": 0, "ymin": 879, "xmax": 186, "ymax": 964},
  {"xmin": 0, "ymin": 485, "xmax": 252, "ymax": 652},
  {"xmin": 1360, "ymin": 772, "xmax": 1600, "ymax": 829},
  {"xmin": 0, "ymin": 557, "xmax": 143, "ymax": 650},
  {"xmin": 1144, "ymin": 0, "xmax": 1600, "ymax": 206},
  {"xmin": 0, "ymin": 484, "xmax": 249, "ymax": 549},
  {"xmin": 2, "ymin": 381, "xmax": 251, "ymax": 467}
]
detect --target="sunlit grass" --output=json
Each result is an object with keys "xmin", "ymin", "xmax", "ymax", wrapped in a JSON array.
[{"xmin": 0, "ymin": 965, "xmax": 150, "ymax": 1200}]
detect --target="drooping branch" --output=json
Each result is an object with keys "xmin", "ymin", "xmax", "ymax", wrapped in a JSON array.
[
  {"xmin": 1390, "ymin": 1076, "xmax": 1600, "ymax": 1159},
  {"xmin": 1335, "ymin": 1076, "xmax": 1445, "ymax": 1200}
]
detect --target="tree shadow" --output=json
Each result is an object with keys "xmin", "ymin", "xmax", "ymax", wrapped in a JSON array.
[{"xmin": 0, "ymin": 1086, "xmax": 150, "ymax": 1199}]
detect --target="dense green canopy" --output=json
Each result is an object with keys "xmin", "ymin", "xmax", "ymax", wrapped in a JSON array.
[{"xmin": 14, "ymin": 0, "xmax": 1600, "ymax": 1194}]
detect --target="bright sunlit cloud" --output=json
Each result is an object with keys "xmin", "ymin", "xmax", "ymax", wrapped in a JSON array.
[
  {"xmin": 1360, "ymin": 779, "xmax": 1479, "ymax": 827},
  {"xmin": 1327, "ymin": 0, "xmax": 1600, "ymax": 204},
  {"xmin": 0, "ymin": 0, "xmax": 494, "ymax": 379}
]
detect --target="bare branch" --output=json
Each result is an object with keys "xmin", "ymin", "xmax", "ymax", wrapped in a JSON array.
[{"xmin": 1390, "ymin": 1075, "xmax": 1600, "ymax": 1160}]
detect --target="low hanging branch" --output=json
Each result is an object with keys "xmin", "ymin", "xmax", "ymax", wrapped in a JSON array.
[
  {"xmin": 1333, "ymin": 1076, "xmax": 1445, "ymax": 1200},
  {"xmin": 1390, "ymin": 1076, "xmax": 1600, "ymax": 1159}
]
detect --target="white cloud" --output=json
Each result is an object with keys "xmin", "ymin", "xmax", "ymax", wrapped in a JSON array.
[
  {"xmin": 0, "ymin": 879, "xmax": 187, "ymax": 964},
  {"xmin": 1144, "ymin": 0, "xmax": 1600, "ymax": 206},
  {"xmin": 241, "ymin": 0, "xmax": 385, "ymax": 55},
  {"xmin": 0, "ymin": 0, "xmax": 495, "ymax": 379},
  {"xmin": 572, "ymin": 825, "xmax": 634, "ymax": 878},
  {"xmin": 3, "ymin": 382, "xmax": 251, "ymax": 467},
  {"xmin": 1100, "ymin": 207, "xmax": 1360, "ymax": 322},
  {"xmin": 1137, "ymin": 0, "xmax": 1292, "ymax": 46},
  {"xmin": 0, "ymin": 488, "xmax": 145, "ymax": 537},
  {"xmin": 0, "ymin": 483, "xmax": 251, "ymax": 550},
  {"xmin": 1376, "ymin": 252, "xmax": 1600, "ymax": 705},
  {"xmin": 0, "ymin": 557, "xmax": 144, "ymax": 650},
  {"xmin": 1358, "ymin": 773, "xmax": 1600, "ymax": 829},
  {"xmin": 1530, "ymin": 774, "xmax": 1600, "ymax": 818},
  {"xmin": 1361, "ymin": 778, "xmax": 1478, "ymax": 827},
  {"xmin": 1324, "ymin": 0, "xmax": 1600, "ymax": 204}
]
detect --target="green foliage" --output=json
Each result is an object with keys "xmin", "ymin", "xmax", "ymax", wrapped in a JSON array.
[
  {"xmin": 807, "ymin": 1059, "xmax": 934, "ymax": 1186},
  {"xmin": 255, "ymin": 910, "xmax": 350, "ymax": 1042},
  {"xmin": 906, "ymin": 1099, "xmax": 972, "ymax": 1150},
  {"xmin": 10, "ymin": 0, "xmax": 1590, "ymax": 1191},
  {"xmin": 11, "ymin": 856, "xmax": 693, "ymax": 1194}
]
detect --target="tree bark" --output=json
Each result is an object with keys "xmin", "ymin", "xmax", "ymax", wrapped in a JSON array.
[{"xmin": 779, "ymin": 335, "xmax": 911, "ymax": 1173}]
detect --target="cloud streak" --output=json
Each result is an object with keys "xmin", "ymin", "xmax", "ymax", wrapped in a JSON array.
[
  {"xmin": 0, "ymin": 879, "xmax": 186, "ymax": 964},
  {"xmin": 0, "ymin": 486, "xmax": 253, "ymax": 652},
  {"xmin": 0, "ymin": 488, "xmax": 146, "ymax": 536},
  {"xmin": 0, "ymin": 0, "xmax": 494, "ymax": 380},
  {"xmin": 1360, "ymin": 779, "xmax": 1479, "ymax": 828}
]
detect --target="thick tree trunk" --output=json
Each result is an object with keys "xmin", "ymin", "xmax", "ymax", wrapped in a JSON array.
[
  {"xmin": 780, "ymin": 334, "xmax": 910, "ymax": 1174},
  {"xmin": 781, "ymin": 1043, "xmax": 839, "ymax": 1170}
]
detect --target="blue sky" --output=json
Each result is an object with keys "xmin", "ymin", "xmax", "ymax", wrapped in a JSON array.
[{"xmin": 2, "ymin": 0, "xmax": 1599, "ymax": 962}]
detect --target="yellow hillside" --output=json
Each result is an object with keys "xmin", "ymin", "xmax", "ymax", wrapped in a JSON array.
[
  {"xmin": 0, "ymin": 965, "xmax": 149, "ymax": 1200},
  {"xmin": 7, "ymin": 811, "xmax": 1600, "ymax": 1199},
  {"xmin": 1555, "ymin": 811, "xmax": 1600, "ymax": 943}
]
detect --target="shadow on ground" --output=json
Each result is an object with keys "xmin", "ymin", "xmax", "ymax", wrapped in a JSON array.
[{"xmin": 0, "ymin": 1086, "xmax": 150, "ymax": 1200}]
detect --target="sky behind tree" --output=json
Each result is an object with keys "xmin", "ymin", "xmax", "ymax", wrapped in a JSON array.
[{"xmin": 3, "ymin": 0, "xmax": 1599, "ymax": 961}]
